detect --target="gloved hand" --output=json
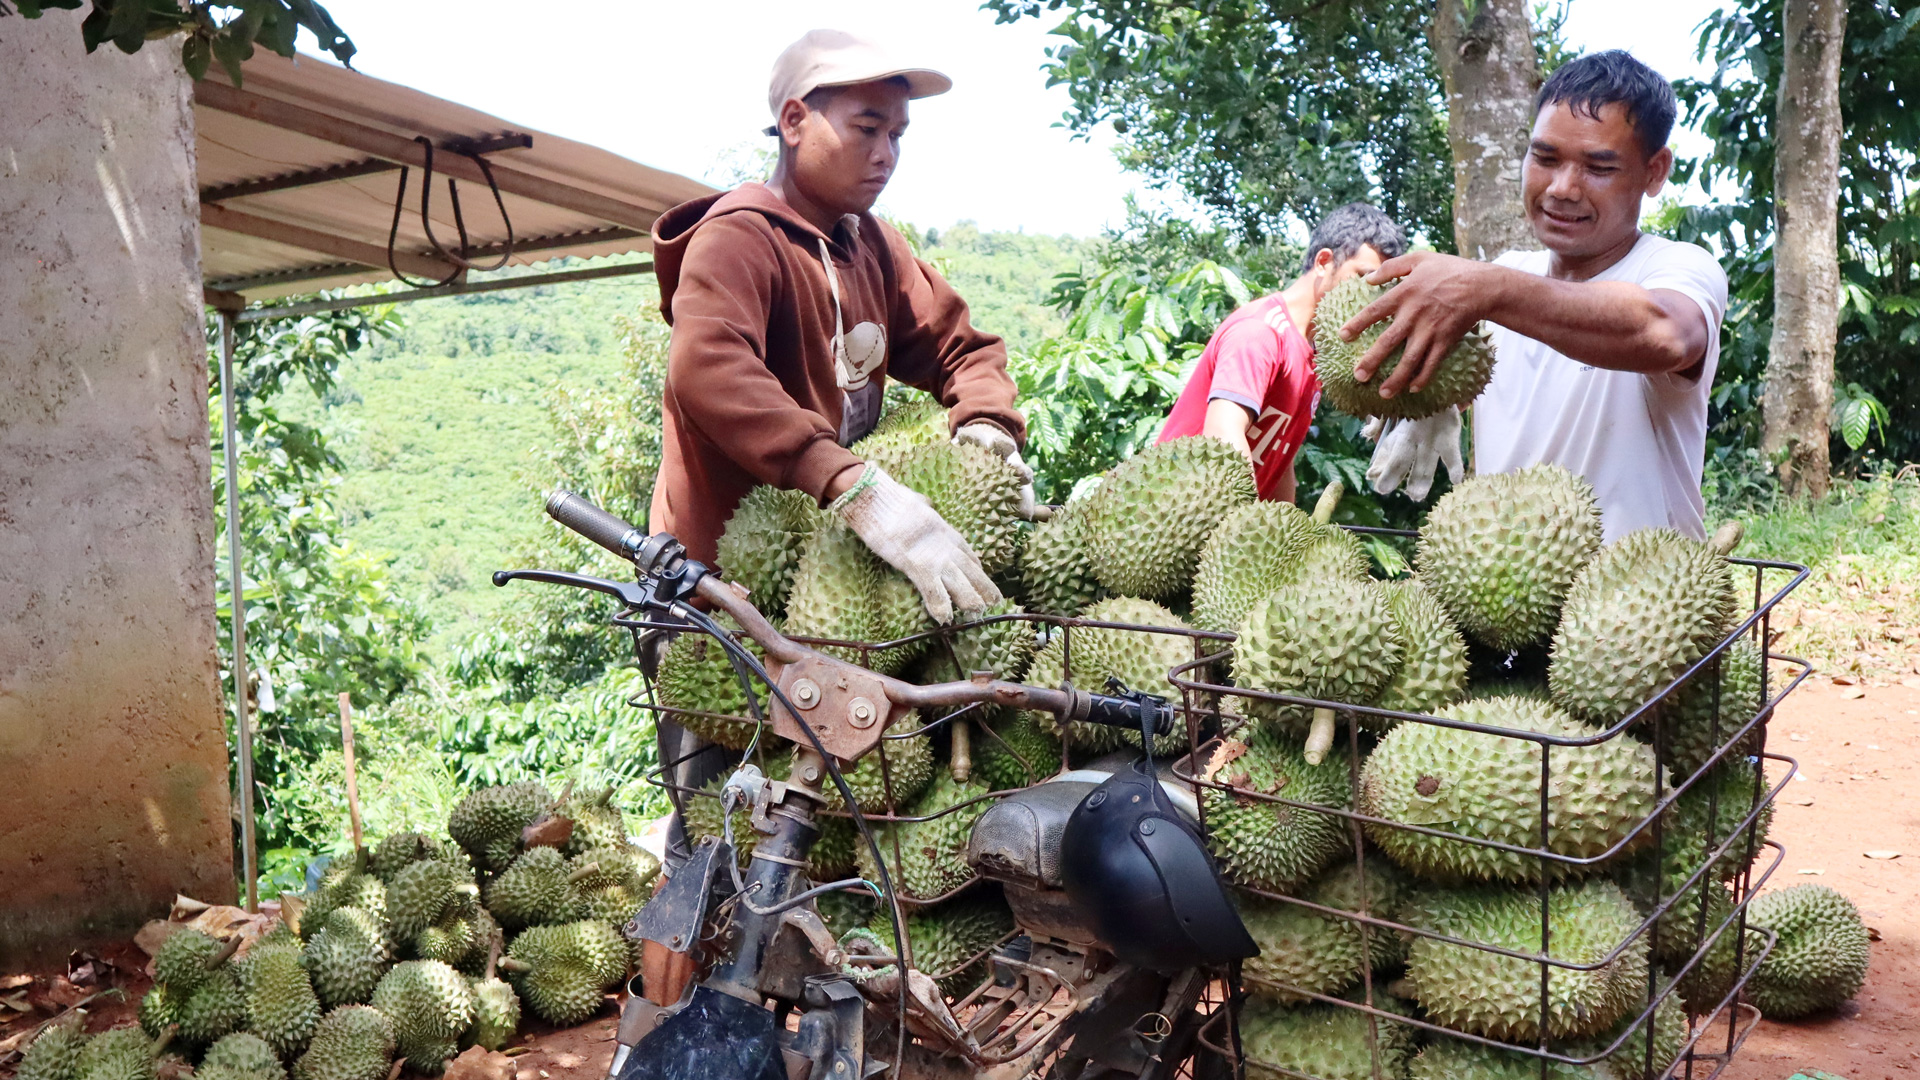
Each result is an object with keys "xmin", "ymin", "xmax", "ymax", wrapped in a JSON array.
[
  {"xmin": 833, "ymin": 463, "xmax": 1002, "ymax": 623},
  {"xmin": 954, "ymin": 421, "xmax": 1051, "ymax": 521},
  {"xmin": 1363, "ymin": 406, "xmax": 1465, "ymax": 502}
]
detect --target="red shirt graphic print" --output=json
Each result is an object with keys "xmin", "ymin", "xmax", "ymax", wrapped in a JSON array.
[{"xmin": 1157, "ymin": 294, "xmax": 1320, "ymax": 501}]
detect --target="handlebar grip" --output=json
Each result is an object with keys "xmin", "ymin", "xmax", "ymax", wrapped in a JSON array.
[{"xmin": 546, "ymin": 491, "xmax": 646, "ymax": 560}]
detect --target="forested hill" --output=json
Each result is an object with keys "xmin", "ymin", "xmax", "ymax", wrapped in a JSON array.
[{"xmin": 282, "ymin": 224, "xmax": 1093, "ymax": 649}]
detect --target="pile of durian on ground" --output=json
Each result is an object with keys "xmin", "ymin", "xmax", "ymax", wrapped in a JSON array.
[
  {"xmin": 670, "ymin": 402, "xmax": 1870, "ymax": 1080},
  {"xmin": 14, "ymin": 783, "xmax": 659, "ymax": 1080}
]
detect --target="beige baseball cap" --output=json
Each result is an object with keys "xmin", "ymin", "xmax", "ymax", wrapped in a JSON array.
[{"xmin": 764, "ymin": 29, "xmax": 952, "ymax": 135}]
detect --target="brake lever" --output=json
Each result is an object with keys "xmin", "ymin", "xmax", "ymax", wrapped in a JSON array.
[{"xmin": 491, "ymin": 568, "xmax": 652, "ymax": 607}]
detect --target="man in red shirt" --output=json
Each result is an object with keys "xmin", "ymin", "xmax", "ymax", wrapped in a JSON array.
[{"xmin": 1158, "ymin": 203, "xmax": 1408, "ymax": 501}]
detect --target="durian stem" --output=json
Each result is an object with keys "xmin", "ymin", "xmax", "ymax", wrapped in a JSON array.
[
  {"xmin": 1710, "ymin": 520, "xmax": 1745, "ymax": 556},
  {"xmin": 484, "ymin": 939, "xmax": 501, "ymax": 982},
  {"xmin": 386, "ymin": 1060, "xmax": 405, "ymax": 1080},
  {"xmin": 950, "ymin": 719, "xmax": 973, "ymax": 783},
  {"xmin": 152, "ymin": 1025, "xmax": 178, "ymax": 1058},
  {"xmin": 1311, "ymin": 480, "xmax": 1346, "ymax": 525},
  {"xmin": 498, "ymin": 957, "xmax": 534, "ymax": 975},
  {"xmin": 205, "ymin": 934, "xmax": 243, "ymax": 971},
  {"xmin": 1303, "ymin": 708, "xmax": 1337, "ymax": 765},
  {"xmin": 566, "ymin": 862, "xmax": 602, "ymax": 885}
]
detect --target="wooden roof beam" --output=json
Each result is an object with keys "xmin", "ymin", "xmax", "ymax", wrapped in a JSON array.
[
  {"xmin": 201, "ymin": 202, "xmax": 459, "ymax": 283},
  {"xmin": 195, "ymin": 80, "xmax": 662, "ymax": 232}
]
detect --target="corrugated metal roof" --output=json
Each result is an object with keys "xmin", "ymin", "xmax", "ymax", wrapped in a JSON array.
[{"xmin": 196, "ymin": 51, "xmax": 714, "ymax": 299}]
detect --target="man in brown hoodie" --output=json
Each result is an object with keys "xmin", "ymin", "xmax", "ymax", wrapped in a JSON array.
[{"xmin": 649, "ymin": 29, "xmax": 1029, "ymax": 625}]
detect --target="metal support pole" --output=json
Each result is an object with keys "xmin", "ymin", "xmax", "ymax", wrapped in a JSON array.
[{"xmin": 218, "ymin": 311, "xmax": 259, "ymax": 912}]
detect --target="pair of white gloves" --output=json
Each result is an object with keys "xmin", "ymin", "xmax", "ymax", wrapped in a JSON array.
[
  {"xmin": 833, "ymin": 421, "xmax": 1037, "ymax": 624},
  {"xmin": 1362, "ymin": 406, "xmax": 1465, "ymax": 502}
]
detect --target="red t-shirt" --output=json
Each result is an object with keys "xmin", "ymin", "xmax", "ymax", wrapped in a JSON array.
[{"xmin": 1157, "ymin": 294, "xmax": 1319, "ymax": 500}]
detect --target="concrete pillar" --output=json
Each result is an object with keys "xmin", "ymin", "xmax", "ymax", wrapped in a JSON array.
[{"xmin": 0, "ymin": 14, "xmax": 232, "ymax": 967}]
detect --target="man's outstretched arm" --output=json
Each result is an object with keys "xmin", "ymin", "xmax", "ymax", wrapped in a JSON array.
[{"xmin": 1339, "ymin": 251, "xmax": 1710, "ymax": 400}]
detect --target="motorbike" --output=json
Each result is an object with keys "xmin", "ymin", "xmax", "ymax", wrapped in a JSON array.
[{"xmin": 493, "ymin": 491, "xmax": 1258, "ymax": 1080}]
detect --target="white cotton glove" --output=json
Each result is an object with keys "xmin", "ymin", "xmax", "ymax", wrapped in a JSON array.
[
  {"xmin": 954, "ymin": 421, "xmax": 1050, "ymax": 521},
  {"xmin": 1364, "ymin": 406, "xmax": 1466, "ymax": 502},
  {"xmin": 833, "ymin": 464, "xmax": 1002, "ymax": 623}
]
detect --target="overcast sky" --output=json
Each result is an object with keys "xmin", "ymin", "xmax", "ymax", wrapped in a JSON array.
[{"xmin": 309, "ymin": 0, "xmax": 1726, "ymax": 238}]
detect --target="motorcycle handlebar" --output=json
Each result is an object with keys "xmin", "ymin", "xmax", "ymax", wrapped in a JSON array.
[{"xmin": 546, "ymin": 490, "xmax": 647, "ymax": 561}]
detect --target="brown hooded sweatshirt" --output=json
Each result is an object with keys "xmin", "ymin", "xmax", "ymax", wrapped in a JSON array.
[{"xmin": 648, "ymin": 182, "xmax": 1024, "ymax": 563}]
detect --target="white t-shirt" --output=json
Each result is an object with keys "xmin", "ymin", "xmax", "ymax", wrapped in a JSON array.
[{"xmin": 1472, "ymin": 233, "xmax": 1729, "ymax": 541}]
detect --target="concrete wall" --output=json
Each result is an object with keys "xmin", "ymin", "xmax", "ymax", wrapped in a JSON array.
[{"xmin": 0, "ymin": 15, "xmax": 232, "ymax": 967}]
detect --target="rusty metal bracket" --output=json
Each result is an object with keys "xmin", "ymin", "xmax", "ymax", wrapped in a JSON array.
[
  {"xmin": 626, "ymin": 837, "xmax": 734, "ymax": 954},
  {"xmin": 766, "ymin": 655, "xmax": 911, "ymax": 763}
]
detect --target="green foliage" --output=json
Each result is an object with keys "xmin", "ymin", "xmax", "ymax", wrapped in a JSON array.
[
  {"xmin": 1671, "ymin": 1, "xmax": 1920, "ymax": 472},
  {"xmin": 919, "ymin": 222, "xmax": 1095, "ymax": 351},
  {"xmin": 983, "ymin": 0, "xmax": 1454, "ymax": 246},
  {"xmin": 7, "ymin": 0, "xmax": 354, "ymax": 82}
]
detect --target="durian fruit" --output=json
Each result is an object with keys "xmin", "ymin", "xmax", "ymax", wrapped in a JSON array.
[
  {"xmin": 1237, "ymin": 992, "xmax": 1418, "ymax": 1080},
  {"xmin": 1743, "ymin": 884, "xmax": 1871, "ymax": 1019},
  {"xmin": 1417, "ymin": 465, "xmax": 1603, "ymax": 653},
  {"xmin": 1239, "ymin": 860, "xmax": 1408, "ymax": 1002},
  {"xmin": 368, "ymin": 961, "xmax": 475, "ymax": 1075},
  {"xmin": 1653, "ymin": 638, "xmax": 1767, "ymax": 776},
  {"xmin": 888, "ymin": 439, "xmax": 1026, "ymax": 574},
  {"xmin": 856, "ymin": 774, "xmax": 992, "ymax": 903},
  {"xmin": 1623, "ymin": 764, "xmax": 1773, "ymax": 945},
  {"xmin": 1017, "ymin": 500, "xmax": 1105, "ymax": 617},
  {"xmin": 942, "ymin": 600, "xmax": 1038, "ymax": 682},
  {"xmin": 1375, "ymin": 580, "xmax": 1470, "ymax": 718},
  {"xmin": 1189, "ymin": 486, "xmax": 1364, "ymax": 634},
  {"xmin": 815, "ymin": 723, "xmax": 937, "ymax": 812},
  {"xmin": 452, "ymin": 907, "xmax": 504, "ymax": 979},
  {"xmin": 74, "ymin": 1027, "xmax": 160, "ymax": 1080},
  {"xmin": 141, "ymin": 930, "xmax": 244, "ymax": 1051},
  {"xmin": 293, "ymin": 1006, "xmax": 394, "ymax": 1080},
  {"xmin": 367, "ymin": 833, "xmax": 457, "ymax": 882},
  {"xmin": 1026, "ymin": 597, "xmax": 1194, "ymax": 755},
  {"xmin": 652, "ymin": 617, "xmax": 767, "ymax": 751},
  {"xmin": 850, "ymin": 399, "xmax": 950, "ymax": 469},
  {"xmin": 1408, "ymin": 983, "xmax": 1686, "ymax": 1080},
  {"xmin": 302, "ymin": 907, "xmax": 391, "ymax": 1009},
  {"xmin": 1313, "ymin": 276, "xmax": 1498, "ymax": 420},
  {"xmin": 484, "ymin": 847, "xmax": 579, "ymax": 931},
  {"xmin": 500, "ymin": 921, "xmax": 627, "ymax": 1026},
  {"xmin": 462, "ymin": 946, "xmax": 521, "ymax": 1053},
  {"xmin": 815, "ymin": 888, "xmax": 879, "ymax": 936},
  {"xmin": 16, "ymin": 1011, "xmax": 90, "ymax": 1080},
  {"xmin": 153, "ymin": 928, "xmax": 231, "ymax": 990},
  {"xmin": 715, "ymin": 485, "xmax": 822, "ymax": 618},
  {"xmin": 806, "ymin": 816, "xmax": 860, "ymax": 881},
  {"xmin": 1360, "ymin": 694, "xmax": 1660, "ymax": 882},
  {"xmin": 556, "ymin": 786, "xmax": 632, "ymax": 857},
  {"xmin": 199, "ymin": 1034, "xmax": 285, "ymax": 1080},
  {"xmin": 1200, "ymin": 730, "xmax": 1353, "ymax": 894},
  {"xmin": 971, "ymin": 709, "xmax": 1062, "ymax": 790},
  {"xmin": 1233, "ymin": 578, "xmax": 1403, "ymax": 763},
  {"xmin": 237, "ymin": 935, "xmax": 321, "ymax": 1059},
  {"xmin": 1081, "ymin": 436, "xmax": 1258, "ymax": 601},
  {"xmin": 869, "ymin": 890, "xmax": 1016, "ymax": 997},
  {"xmin": 384, "ymin": 859, "xmax": 480, "ymax": 954},
  {"xmin": 1549, "ymin": 526, "xmax": 1741, "ymax": 726},
  {"xmin": 1403, "ymin": 879, "xmax": 1649, "ymax": 1042},
  {"xmin": 570, "ymin": 846, "xmax": 659, "ymax": 926},
  {"xmin": 448, "ymin": 782, "xmax": 550, "ymax": 873},
  {"xmin": 297, "ymin": 862, "xmax": 388, "ymax": 935},
  {"xmin": 784, "ymin": 524, "xmax": 927, "ymax": 674}
]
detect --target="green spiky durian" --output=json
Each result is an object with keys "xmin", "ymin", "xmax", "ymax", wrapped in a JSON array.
[
  {"xmin": 557, "ymin": 787, "xmax": 631, "ymax": 857},
  {"xmin": 1238, "ymin": 993, "xmax": 1418, "ymax": 1080},
  {"xmin": 1376, "ymin": 579, "xmax": 1469, "ymax": 717},
  {"xmin": 1313, "ymin": 276, "xmax": 1497, "ymax": 420},
  {"xmin": 1664, "ymin": 884, "xmax": 1765, "ymax": 1016},
  {"xmin": 1417, "ymin": 465, "xmax": 1603, "ymax": 653},
  {"xmin": 716, "ymin": 485, "xmax": 822, "ymax": 618},
  {"xmin": 816, "ymin": 889, "xmax": 878, "ymax": 937},
  {"xmin": 501, "ymin": 921, "xmax": 627, "ymax": 1026},
  {"xmin": 1655, "ymin": 638, "xmax": 1767, "ymax": 775},
  {"xmin": 1233, "ymin": 578, "xmax": 1403, "ymax": 762},
  {"xmin": 850, "ymin": 399, "xmax": 950, "ymax": 470},
  {"xmin": 454, "ymin": 907, "xmax": 503, "ymax": 978},
  {"xmin": 869, "ymin": 891, "xmax": 1016, "ymax": 997},
  {"xmin": 298, "ymin": 866, "xmax": 387, "ymax": 936},
  {"xmin": 1549, "ymin": 527, "xmax": 1741, "ymax": 726},
  {"xmin": 856, "ymin": 774, "xmax": 992, "ymax": 903},
  {"xmin": 74, "ymin": 1028, "xmax": 158, "ymax": 1080},
  {"xmin": 369, "ymin": 961, "xmax": 473, "ymax": 1076},
  {"xmin": 1200, "ymin": 729, "xmax": 1353, "ymax": 894},
  {"xmin": 1404, "ymin": 879, "xmax": 1648, "ymax": 1041},
  {"xmin": 17, "ymin": 1012, "xmax": 90, "ymax": 1080},
  {"xmin": 1744, "ymin": 884, "xmax": 1871, "ymax": 1019},
  {"xmin": 815, "ymin": 721, "xmax": 936, "ymax": 812},
  {"xmin": 1239, "ymin": 860, "xmax": 1409, "ymax": 1002},
  {"xmin": 1360, "ymin": 695, "xmax": 1660, "ymax": 882},
  {"xmin": 302, "ymin": 907, "xmax": 391, "ymax": 1010},
  {"xmin": 202, "ymin": 1034, "xmax": 285, "ymax": 1080},
  {"xmin": 1081, "ymin": 437, "xmax": 1258, "ymax": 600},
  {"xmin": 652, "ymin": 616, "xmax": 767, "ymax": 751},
  {"xmin": 143, "ymin": 930, "xmax": 243, "ymax": 1051},
  {"xmin": 293, "ymin": 1007, "xmax": 393, "ymax": 1080},
  {"xmin": 383, "ymin": 859, "xmax": 477, "ymax": 945},
  {"xmin": 888, "ymin": 439, "xmax": 1026, "ymax": 574},
  {"xmin": 154, "ymin": 928, "xmax": 228, "ymax": 991},
  {"xmin": 367, "ymin": 833, "xmax": 458, "ymax": 882},
  {"xmin": 805, "ymin": 815, "xmax": 860, "ymax": 881},
  {"xmin": 1408, "ymin": 981, "xmax": 1685, "ymax": 1080},
  {"xmin": 1017, "ymin": 500, "xmax": 1105, "ymax": 617},
  {"xmin": 569, "ymin": 845, "xmax": 658, "ymax": 926},
  {"xmin": 1190, "ymin": 502, "xmax": 1331, "ymax": 634},
  {"xmin": 237, "ymin": 938, "xmax": 320, "ymax": 1059},
  {"xmin": 971, "ymin": 709, "xmax": 1062, "ymax": 790},
  {"xmin": 944, "ymin": 601, "xmax": 1037, "ymax": 682},
  {"xmin": 462, "ymin": 975, "xmax": 520, "ymax": 1052},
  {"xmin": 784, "ymin": 524, "xmax": 929, "ymax": 675},
  {"xmin": 1026, "ymin": 597, "xmax": 1194, "ymax": 755},
  {"xmin": 448, "ymin": 782, "xmax": 550, "ymax": 873},
  {"xmin": 1620, "ymin": 764, "xmax": 1773, "ymax": 969},
  {"xmin": 485, "ymin": 847, "xmax": 578, "ymax": 931}
]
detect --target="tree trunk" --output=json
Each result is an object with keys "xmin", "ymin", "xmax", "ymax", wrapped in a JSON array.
[
  {"xmin": 1431, "ymin": 0, "xmax": 1541, "ymax": 261},
  {"xmin": 1764, "ymin": 0, "xmax": 1847, "ymax": 500}
]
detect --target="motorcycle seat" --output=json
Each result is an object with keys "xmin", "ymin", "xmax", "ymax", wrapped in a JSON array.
[{"xmin": 965, "ymin": 780, "xmax": 1097, "ymax": 889}]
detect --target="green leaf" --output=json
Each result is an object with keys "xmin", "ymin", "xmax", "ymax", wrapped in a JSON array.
[{"xmin": 181, "ymin": 32, "xmax": 211, "ymax": 80}]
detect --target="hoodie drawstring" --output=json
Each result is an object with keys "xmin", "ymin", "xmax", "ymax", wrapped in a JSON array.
[{"xmin": 818, "ymin": 238, "xmax": 853, "ymax": 390}]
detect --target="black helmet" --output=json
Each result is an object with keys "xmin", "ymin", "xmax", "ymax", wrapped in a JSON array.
[{"xmin": 1059, "ymin": 758, "xmax": 1259, "ymax": 971}]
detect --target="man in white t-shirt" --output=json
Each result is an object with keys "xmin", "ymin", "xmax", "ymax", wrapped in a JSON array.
[{"xmin": 1339, "ymin": 51, "xmax": 1729, "ymax": 541}]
